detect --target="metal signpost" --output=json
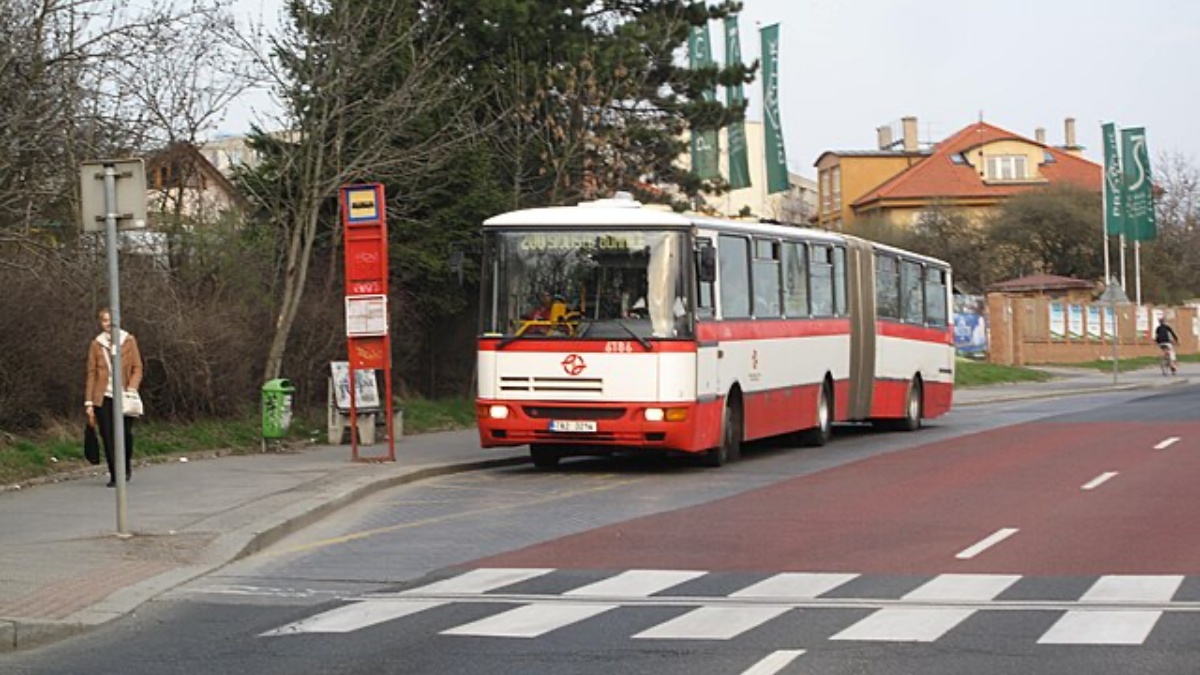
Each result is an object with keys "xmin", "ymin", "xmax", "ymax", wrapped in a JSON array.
[
  {"xmin": 1098, "ymin": 279, "xmax": 1131, "ymax": 386},
  {"xmin": 80, "ymin": 159, "xmax": 147, "ymax": 535},
  {"xmin": 339, "ymin": 183, "xmax": 395, "ymax": 462}
]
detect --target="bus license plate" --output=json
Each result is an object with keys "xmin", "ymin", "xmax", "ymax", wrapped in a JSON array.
[{"xmin": 549, "ymin": 420, "xmax": 597, "ymax": 433}]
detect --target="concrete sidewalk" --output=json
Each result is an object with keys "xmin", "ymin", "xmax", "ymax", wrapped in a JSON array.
[{"xmin": 0, "ymin": 364, "xmax": 1192, "ymax": 652}]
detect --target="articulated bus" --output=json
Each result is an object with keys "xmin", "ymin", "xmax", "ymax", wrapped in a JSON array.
[{"xmin": 476, "ymin": 193, "xmax": 954, "ymax": 468}]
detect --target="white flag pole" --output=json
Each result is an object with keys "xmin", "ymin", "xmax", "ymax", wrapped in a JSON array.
[
  {"xmin": 1119, "ymin": 233, "xmax": 1127, "ymax": 290},
  {"xmin": 1134, "ymin": 241, "xmax": 1142, "ymax": 307},
  {"xmin": 1101, "ymin": 169, "xmax": 1111, "ymax": 286}
]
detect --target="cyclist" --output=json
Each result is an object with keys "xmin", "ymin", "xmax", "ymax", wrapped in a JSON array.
[{"xmin": 1154, "ymin": 317, "xmax": 1179, "ymax": 374}]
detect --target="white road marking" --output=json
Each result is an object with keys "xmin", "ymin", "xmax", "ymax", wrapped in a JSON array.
[
  {"xmin": 903, "ymin": 574, "xmax": 1021, "ymax": 601},
  {"xmin": 955, "ymin": 528, "xmax": 1019, "ymax": 560},
  {"xmin": 731, "ymin": 572, "xmax": 858, "ymax": 600},
  {"xmin": 633, "ymin": 606, "xmax": 792, "ymax": 640},
  {"xmin": 831, "ymin": 574, "xmax": 1018, "ymax": 643},
  {"xmin": 1038, "ymin": 611, "xmax": 1163, "ymax": 645},
  {"xmin": 1080, "ymin": 575, "xmax": 1184, "ymax": 603},
  {"xmin": 563, "ymin": 569, "xmax": 705, "ymax": 597},
  {"xmin": 1154, "ymin": 437, "xmax": 1181, "ymax": 450},
  {"xmin": 261, "ymin": 600, "xmax": 444, "ymax": 636},
  {"xmin": 440, "ymin": 602, "xmax": 616, "ymax": 638},
  {"xmin": 831, "ymin": 607, "xmax": 975, "ymax": 642},
  {"xmin": 1081, "ymin": 472, "xmax": 1119, "ymax": 491},
  {"xmin": 739, "ymin": 650, "xmax": 807, "ymax": 675},
  {"xmin": 1037, "ymin": 576, "xmax": 1185, "ymax": 645},
  {"xmin": 399, "ymin": 568, "xmax": 554, "ymax": 596}
]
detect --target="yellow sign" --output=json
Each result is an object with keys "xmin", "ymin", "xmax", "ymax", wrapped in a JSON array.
[{"xmin": 347, "ymin": 187, "xmax": 379, "ymax": 222}]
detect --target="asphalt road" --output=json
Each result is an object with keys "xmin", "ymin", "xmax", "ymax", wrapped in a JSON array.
[{"xmin": 5, "ymin": 384, "xmax": 1199, "ymax": 675}]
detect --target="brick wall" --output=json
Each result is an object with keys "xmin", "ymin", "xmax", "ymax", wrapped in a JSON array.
[{"xmin": 986, "ymin": 294, "xmax": 1197, "ymax": 366}]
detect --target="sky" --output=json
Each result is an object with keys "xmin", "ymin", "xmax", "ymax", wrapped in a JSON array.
[{"xmin": 224, "ymin": 0, "xmax": 1200, "ymax": 178}]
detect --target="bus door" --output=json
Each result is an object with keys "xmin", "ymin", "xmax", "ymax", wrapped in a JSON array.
[
  {"xmin": 695, "ymin": 236, "xmax": 722, "ymax": 408},
  {"xmin": 846, "ymin": 238, "xmax": 877, "ymax": 420}
]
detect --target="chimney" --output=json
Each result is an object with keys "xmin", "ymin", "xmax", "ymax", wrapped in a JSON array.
[
  {"xmin": 902, "ymin": 116, "xmax": 919, "ymax": 152},
  {"xmin": 1064, "ymin": 117, "xmax": 1077, "ymax": 149},
  {"xmin": 1035, "ymin": 127, "xmax": 1046, "ymax": 145},
  {"xmin": 877, "ymin": 125, "xmax": 894, "ymax": 150}
]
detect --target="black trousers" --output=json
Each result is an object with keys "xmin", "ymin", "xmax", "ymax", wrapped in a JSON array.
[{"xmin": 96, "ymin": 397, "xmax": 135, "ymax": 479}]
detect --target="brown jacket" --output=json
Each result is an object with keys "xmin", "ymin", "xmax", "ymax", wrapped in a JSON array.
[{"xmin": 85, "ymin": 331, "xmax": 144, "ymax": 406}]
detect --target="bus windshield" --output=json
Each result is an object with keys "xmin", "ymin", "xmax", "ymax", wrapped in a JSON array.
[{"xmin": 482, "ymin": 229, "xmax": 692, "ymax": 340}]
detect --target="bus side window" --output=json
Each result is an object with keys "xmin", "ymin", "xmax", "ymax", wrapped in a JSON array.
[
  {"xmin": 925, "ymin": 267, "xmax": 949, "ymax": 326},
  {"xmin": 783, "ymin": 242, "xmax": 808, "ymax": 317},
  {"xmin": 752, "ymin": 239, "xmax": 781, "ymax": 318},
  {"xmin": 810, "ymin": 245, "xmax": 834, "ymax": 317},
  {"xmin": 900, "ymin": 259, "xmax": 924, "ymax": 323},
  {"xmin": 718, "ymin": 235, "xmax": 752, "ymax": 319},
  {"xmin": 876, "ymin": 254, "xmax": 900, "ymax": 319},
  {"xmin": 833, "ymin": 247, "xmax": 847, "ymax": 316}
]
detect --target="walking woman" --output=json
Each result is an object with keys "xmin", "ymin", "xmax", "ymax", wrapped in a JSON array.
[{"xmin": 85, "ymin": 308, "xmax": 144, "ymax": 487}]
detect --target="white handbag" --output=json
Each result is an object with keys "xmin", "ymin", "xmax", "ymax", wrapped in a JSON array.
[{"xmin": 122, "ymin": 389, "xmax": 144, "ymax": 418}]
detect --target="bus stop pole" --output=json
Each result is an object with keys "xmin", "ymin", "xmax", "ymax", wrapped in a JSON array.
[{"xmin": 103, "ymin": 165, "xmax": 130, "ymax": 535}]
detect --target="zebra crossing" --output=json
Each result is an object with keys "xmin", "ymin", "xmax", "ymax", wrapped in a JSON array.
[{"xmin": 261, "ymin": 568, "xmax": 1198, "ymax": 646}]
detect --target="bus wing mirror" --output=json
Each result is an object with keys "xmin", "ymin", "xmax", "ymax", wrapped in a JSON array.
[{"xmin": 698, "ymin": 245, "xmax": 717, "ymax": 283}]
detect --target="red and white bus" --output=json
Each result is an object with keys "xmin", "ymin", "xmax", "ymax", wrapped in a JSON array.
[{"xmin": 476, "ymin": 194, "xmax": 954, "ymax": 468}]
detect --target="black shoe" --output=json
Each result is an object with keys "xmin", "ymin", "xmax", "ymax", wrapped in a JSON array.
[{"xmin": 106, "ymin": 480, "xmax": 115, "ymax": 488}]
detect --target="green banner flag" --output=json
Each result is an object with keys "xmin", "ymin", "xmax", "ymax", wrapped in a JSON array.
[
  {"xmin": 1101, "ymin": 123, "xmax": 1124, "ymax": 237},
  {"xmin": 723, "ymin": 15, "xmax": 751, "ymax": 190},
  {"xmin": 689, "ymin": 15, "xmax": 720, "ymax": 181},
  {"xmin": 760, "ymin": 23, "xmax": 789, "ymax": 194},
  {"xmin": 1121, "ymin": 127, "xmax": 1157, "ymax": 241}
]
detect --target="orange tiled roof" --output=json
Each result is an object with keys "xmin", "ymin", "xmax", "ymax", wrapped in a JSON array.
[{"xmin": 852, "ymin": 122, "xmax": 1101, "ymax": 209}]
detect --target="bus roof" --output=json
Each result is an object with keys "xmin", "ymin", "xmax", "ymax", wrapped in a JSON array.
[{"xmin": 483, "ymin": 196, "xmax": 948, "ymax": 269}]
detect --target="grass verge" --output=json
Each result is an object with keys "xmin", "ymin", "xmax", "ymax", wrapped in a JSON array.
[
  {"xmin": 0, "ymin": 397, "xmax": 477, "ymax": 487},
  {"xmin": 954, "ymin": 359, "xmax": 1054, "ymax": 387}
]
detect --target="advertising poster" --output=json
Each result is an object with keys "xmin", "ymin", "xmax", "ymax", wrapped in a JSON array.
[
  {"xmin": 952, "ymin": 295, "xmax": 988, "ymax": 355},
  {"xmin": 1049, "ymin": 303, "xmax": 1066, "ymax": 340},
  {"xmin": 1087, "ymin": 306, "xmax": 1101, "ymax": 340},
  {"xmin": 1103, "ymin": 307, "xmax": 1116, "ymax": 339},
  {"xmin": 1068, "ymin": 305, "xmax": 1084, "ymax": 339},
  {"xmin": 330, "ymin": 361, "xmax": 381, "ymax": 410},
  {"xmin": 1137, "ymin": 307, "xmax": 1151, "ymax": 335},
  {"xmin": 953, "ymin": 313, "xmax": 989, "ymax": 355}
]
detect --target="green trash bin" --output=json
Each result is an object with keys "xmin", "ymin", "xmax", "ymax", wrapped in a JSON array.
[{"xmin": 262, "ymin": 378, "xmax": 295, "ymax": 439}]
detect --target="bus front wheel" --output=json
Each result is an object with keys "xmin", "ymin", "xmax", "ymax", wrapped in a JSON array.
[{"xmin": 703, "ymin": 399, "xmax": 742, "ymax": 467}]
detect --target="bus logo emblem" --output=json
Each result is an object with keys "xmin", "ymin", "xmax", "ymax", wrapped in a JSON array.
[{"xmin": 561, "ymin": 354, "xmax": 587, "ymax": 376}]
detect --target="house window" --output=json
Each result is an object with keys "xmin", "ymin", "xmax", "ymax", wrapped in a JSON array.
[
  {"xmin": 831, "ymin": 166, "xmax": 841, "ymax": 211},
  {"xmin": 986, "ymin": 155, "xmax": 1027, "ymax": 181},
  {"xmin": 820, "ymin": 170, "xmax": 832, "ymax": 213}
]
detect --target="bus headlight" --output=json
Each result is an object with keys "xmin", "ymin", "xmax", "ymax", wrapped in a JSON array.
[
  {"xmin": 489, "ymin": 405, "xmax": 511, "ymax": 419},
  {"xmin": 644, "ymin": 408, "xmax": 665, "ymax": 422}
]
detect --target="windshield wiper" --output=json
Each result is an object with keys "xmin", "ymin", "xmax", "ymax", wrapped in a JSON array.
[{"xmin": 613, "ymin": 319, "xmax": 653, "ymax": 351}]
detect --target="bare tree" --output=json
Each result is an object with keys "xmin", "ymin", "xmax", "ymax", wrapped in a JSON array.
[
  {"xmin": 237, "ymin": 1, "xmax": 487, "ymax": 381},
  {"xmin": 1142, "ymin": 152, "xmax": 1200, "ymax": 302},
  {"xmin": 0, "ymin": 0, "xmax": 245, "ymax": 241}
]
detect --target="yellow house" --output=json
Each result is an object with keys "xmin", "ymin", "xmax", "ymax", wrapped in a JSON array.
[{"xmin": 815, "ymin": 117, "xmax": 1100, "ymax": 233}]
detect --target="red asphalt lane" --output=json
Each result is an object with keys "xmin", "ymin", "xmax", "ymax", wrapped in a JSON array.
[{"xmin": 472, "ymin": 422, "xmax": 1200, "ymax": 576}]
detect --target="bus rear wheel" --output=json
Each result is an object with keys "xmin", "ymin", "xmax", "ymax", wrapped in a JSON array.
[
  {"xmin": 899, "ymin": 379, "xmax": 923, "ymax": 431},
  {"xmin": 703, "ymin": 399, "xmax": 742, "ymax": 467},
  {"xmin": 799, "ymin": 381, "xmax": 832, "ymax": 447}
]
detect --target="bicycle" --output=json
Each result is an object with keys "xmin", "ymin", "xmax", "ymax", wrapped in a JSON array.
[{"xmin": 1158, "ymin": 343, "xmax": 1177, "ymax": 376}]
